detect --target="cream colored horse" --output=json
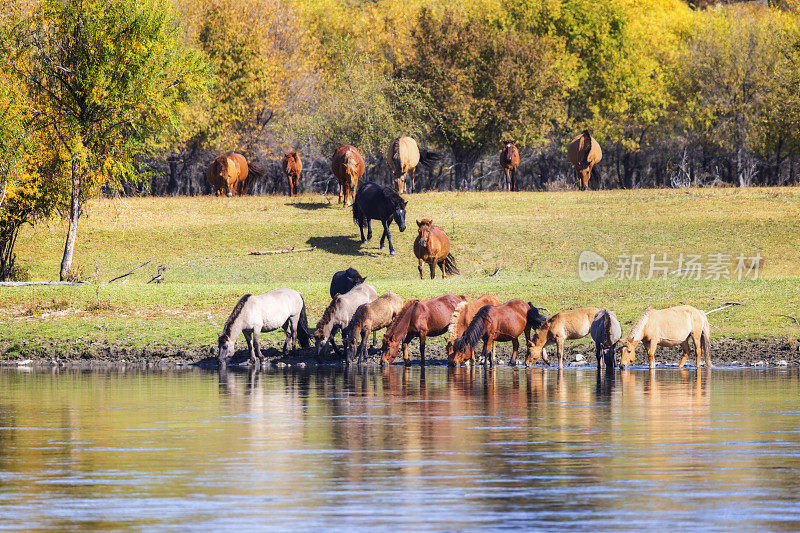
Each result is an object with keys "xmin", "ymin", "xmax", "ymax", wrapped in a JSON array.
[
  {"xmin": 620, "ymin": 305, "xmax": 711, "ymax": 369},
  {"xmin": 527, "ymin": 307, "xmax": 600, "ymax": 368}
]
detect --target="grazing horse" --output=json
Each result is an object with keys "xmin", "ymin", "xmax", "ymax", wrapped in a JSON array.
[
  {"xmin": 590, "ymin": 309, "xmax": 622, "ymax": 370},
  {"xmin": 499, "ymin": 139, "xmax": 520, "ymax": 191},
  {"xmin": 528, "ymin": 307, "xmax": 600, "ymax": 368},
  {"xmin": 353, "ymin": 182, "xmax": 407, "ymax": 255},
  {"xmin": 445, "ymin": 295, "xmax": 501, "ymax": 363},
  {"xmin": 217, "ymin": 288, "xmax": 311, "ymax": 367},
  {"xmin": 344, "ymin": 292, "xmax": 404, "ymax": 365},
  {"xmin": 331, "ymin": 145, "xmax": 365, "ymax": 207},
  {"xmin": 620, "ymin": 305, "xmax": 712, "ymax": 370},
  {"xmin": 567, "ymin": 130, "xmax": 602, "ymax": 191},
  {"xmin": 451, "ymin": 300, "xmax": 546, "ymax": 366},
  {"xmin": 207, "ymin": 152, "xmax": 250, "ymax": 197},
  {"xmin": 314, "ymin": 283, "xmax": 377, "ymax": 357},
  {"xmin": 386, "ymin": 136, "xmax": 440, "ymax": 193},
  {"xmin": 282, "ymin": 152, "xmax": 302, "ymax": 197},
  {"xmin": 414, "ymin": 219, "xmax": 458, "ymax": 279},
  {"xmin": 381, "ymin": 294, "xmax": 466, "ymax": 366},
  {"xmin": 330, "ymin": 267, "xmax": 366, "ymax": 298}
]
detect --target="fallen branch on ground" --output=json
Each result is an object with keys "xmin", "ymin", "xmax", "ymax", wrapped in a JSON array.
[
  {"xmin": 107, "ymin": 259, "xmax": 152, "ymax": 284},
  {"xmin": 705, "ymin": 302, "xmax": 743, "ymax": 315},
  {"xmin": 249, "ymin": 246, "xmax": 315, "ymax": 255},
  {"xmin": 777, "ymin": 314, "xmax": 800, "ymax": 326},
  {"xmin": 0, "ymin": 281, "xmax": 89, "ymax": 287}
]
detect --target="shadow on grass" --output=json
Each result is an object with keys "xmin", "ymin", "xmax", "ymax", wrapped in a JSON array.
[
  {"xmin": 290, "ymin": 202, "xmax": 332, "ymax": 211},
  {"xmin": 306, "ymin": 235, "xmax": 367, "ymax": 256}
]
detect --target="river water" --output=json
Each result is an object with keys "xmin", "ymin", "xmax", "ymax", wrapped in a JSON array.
[{"xmin": 0, "ymin": 366, "xmax": 799, "ymax": 531}]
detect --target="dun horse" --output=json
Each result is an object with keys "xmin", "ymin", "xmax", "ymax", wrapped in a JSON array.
[
  {"xmin": 414, "ymin": 219, "xmax": 458, "ymax": 279},
  {"xmin": 386, "ymin": 136, "xmax": 440, "ymax": 194},
  {"xmin": 330, "ymin": 267, "xmax": 366, "ymax": 298},
  {"xmin": 353, "ymin": 182, "xmax": 407, "ymax": 255},
  {"xmin": 282, "ymin": 152, "xmax": 302, "ymax": 197},
  {"xmin": 207, "ymin": 152, "xmax": 255, "ymax": 197},
  {"xmin": 499, "ymin": 139, "xmax": 520, "ymax": 191},
  {"xmin": 620, "ymin": 305, "xmax": 711, "ymax": 369},
  {"xmin": 445, "ymin": 295, "xmax": 501, "ymax": 364},
  {"xmin": 567, "ymin": 130, "xmax": 602, "ymax": 191},
  {"xmin": 381, "ymin": 294, "xmax": 466, "ymax": 366},
  {"xmin": 528, "ymin": 307, "xmax": 600, "ymax": 368},
  {"xmin": 314, "ymin": 283, "xmax": 377, "ymax": 357},
  {"xmin": 590, "ymin": 309, "xmax": 622, "ymax": 370},
  {"xmin": 345, "ymin": 292, "xmax": 404, "ymax": 365},
  {"xmin": 217, "ymin": 288, "xmax": 311, "ymax": 366},
  {"xmin": 331, "ymin": 145, "xmax": 365, "ymax": 207}
]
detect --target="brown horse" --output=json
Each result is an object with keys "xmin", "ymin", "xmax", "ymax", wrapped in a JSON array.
[
  {"xmin": 282, "ymin": 152, "xmax": 302, "ymax": 197},
  {"xmin": 528, "ymin": 307, "xmax": 600, "ymax": 368},
  {"xmin": 381, "ymin": 294, "xmax": 466, "ymax": 366},
  {"xmin": 331, "ymin": 145, "xmax": 365, "ymax": 207},
  {"xmin": 445, "ymin": 295, "xmax": 501, "ymax": 363},
  {"xmin": 344, "ymin": 292, "xmax": 404, "ymax": 365},
  {"xmin": 451, "ymin": 300, "xmax": 547, "ymax": 366},
  {"xmin": 499, "ymin": 139, "xmax": 520, "ymax": 191},
  {"xmin": 567, "ymin": 130, "xmax": 602, "ymax": 190},
  {"xmin": 620, "ymin": 305, "xmax": 712, "ymax": 370},
  {"xmin": 207, "ymin": 152, "xmax": 249, "ymax": 197},
  {"xmin": 386, "ymin": 136, "xmax": 440, "ymax": 194},
  {"xmin": 414, "ymin": 219, "xmax": 459, "ymax": 279}
]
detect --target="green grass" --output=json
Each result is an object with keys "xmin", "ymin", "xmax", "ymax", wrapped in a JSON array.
[{"xmin": 2, "ymin": 188, "xmax": 800, "ymax": 352}]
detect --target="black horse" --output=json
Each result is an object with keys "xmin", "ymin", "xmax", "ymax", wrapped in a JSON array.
[
  {"xmin": 330, "ymin": 267, "xmax": 366, "ymax": 298},
  {"xmin": 352, "ymin": 182, "xmax": 407, "ymax": 255}
]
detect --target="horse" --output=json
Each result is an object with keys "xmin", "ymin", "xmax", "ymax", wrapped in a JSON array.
[
  {"xmin": 314, "ymin": 283, "xmax": 377, "ymax": 357},
  {"xmin": 445, "ymin": 295, "xmax": 501, "ymax": 363},
  {"xmin": 353, "ymin": 182, "xmax": 407, "ymax": 255},
  {"xmin": 567, "ymin": 130, "xmax": 602, "ymax": 191},
  {"xmin": 331, "ymin": 145, "xmax": 365, "ymax": 207},
  {"xmin": 451, "ymin": 300, "xmax": 547, "ymax": 366},
  {"xmin": 499, "ymin": 139, "xmax": 520, "ymax": 191},
  {"xmin": 207, "ymin": 152, "xmax": 251, "ymax": 197},
  {"xmin": 590, "ymin": 309, "xmax": 622, "ymax": 370},
  {"xmin": 330, "ymin": 267, "xmax": 366, "ymax": 298},
  {"xmin": 386, "ymin": 136, "xmax": 440, "ymax": 194},
  {"xmin": 282, "ymin": 152, "xmax": 302, "ymax": 197},
  {"xmin": 381, "ymin": 294, "xmax": 466, "ymax": 366},
  {"xmin": 528, "ymin": 307, "xmax": 600, "ymax": 368},
  {"xmin": 344, "ymin": 292, "xmax": 404, "ymax": 365},
  {"xmin": 620, "ymin": 305, "xmax": 712, "ymax": 370},
  {"xmin": 414, "ymin": 219, "xmax": 458, "ymax": 279},
  {"xmin": 217, "ymin": 288, "xmax": 311, "ymax": 367}
]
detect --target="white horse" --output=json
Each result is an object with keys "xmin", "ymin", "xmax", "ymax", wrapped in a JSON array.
[
  {"xmin": 620, "ymin": 305, "xmax": 711, "ymax": 369},
  {"xmin": 218, "ymin": 288, "xmax": 311, "ymax": 366},
  {"xmin": 314, "ymin": 283, "xmax": 378, "ymax": 357}
]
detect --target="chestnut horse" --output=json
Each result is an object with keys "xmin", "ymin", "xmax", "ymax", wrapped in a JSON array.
[
  {"xmin": 207, "ymin": 152, "xmax": 250, "ymax": 197},
  {"xmin": 528, "ymin": 307, "xmax": 600, "ymax": 368},
  {"xmin": 567, "ymin": 130, "xmax": 602, "ymax": 190},
  {"xmin": 381, "ymin": 294, "xmax": 466, "ymax": 366},
  {"xmin": 620, "ymin": 305, "xmax": 711, "ymax": 370},
  {"xmin": 331, "ymin": 145, "xmax": 365, "ymax": 207},
  {"xmin": 445, "ymin": 295, "xmax": 501, "ymax": 363},
  {"xmin": 282, "ymin": 152, "xmax": 302, "ymax": 197},
  {"xmin": 386, "ymin": 136, "xmax": 440, "ymax": 194},
  {"xmin": 451, "ymin": 300, "xmax": 547, "ymax": 366},
  {"xmin": 414, "ymin": 219, "xmax": 459, "ymax": 279},
  {"xmin": 499, "ymin": 139, "xmax": 520, "ymax": 191}
]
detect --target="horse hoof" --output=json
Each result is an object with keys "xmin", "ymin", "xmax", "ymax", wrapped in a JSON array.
[{"xmin": 389, "ymin": 250, "xmax": 396, "ymax": 255}]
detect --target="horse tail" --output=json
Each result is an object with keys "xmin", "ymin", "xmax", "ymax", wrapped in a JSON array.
[
  {"xmin": 418, "ymin": 148, "xmax": 441, "ymax": 169},
  {"xmin": 700, "ymin": 313, "xmax": 711, "ymax": 367},
  {"xmin": 297, "ymin": 299, "xmax": 311, "ymax": 348},
  {"xmin": 444, "ymin": 253, "xmax": 460, "ymax": 275},
  {"xmin": 352, "ymin": 194, "xmax": 364, "ymax": 225}
]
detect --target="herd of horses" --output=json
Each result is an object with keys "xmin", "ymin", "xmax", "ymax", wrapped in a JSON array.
[{"xmin": 217, "ymin": 267, "xmax": 714, "ymax": 372}]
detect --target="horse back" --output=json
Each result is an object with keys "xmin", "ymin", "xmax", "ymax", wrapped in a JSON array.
[{"xmin": 332, "ymin": 145, "xmax": 365, "ymax": 181}]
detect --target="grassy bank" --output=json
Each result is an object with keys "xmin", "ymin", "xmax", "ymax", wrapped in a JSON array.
[{"xmin": 2, "ymin": 188, "xmax": 799, "ymax": 360}]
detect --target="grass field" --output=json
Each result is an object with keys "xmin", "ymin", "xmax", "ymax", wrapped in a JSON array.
[{"xmin": 2, "ymin": 187, "xmax": 799, "ymax": 357}]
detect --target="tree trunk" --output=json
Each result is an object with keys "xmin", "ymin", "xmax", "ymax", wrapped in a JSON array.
[
  {"xmin": 452, "ymin": 148, "xmax": 480, "ymax": 190},
  {"xmin": 60, "ymin": 154, "xmax": 81, "ymax": 281}
]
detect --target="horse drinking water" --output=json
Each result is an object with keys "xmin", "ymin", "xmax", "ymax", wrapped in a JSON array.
[
  {"xmin": 528, "ymin": 307, "xmax": 600, "ymax": 368},
  {"xmin": 344, "ymin": 292, "xmax": 404, "ymax": 365},
  {"xmin": 314, "ymin": 283, "xmax": 378, "ymax": 357},
  {"xmin": 446, "ymin": 295, "xmax": 501, "ymax": 364},
  {"xmin": 414, "ymin": 219, "xmax": 458, "ymax": 279},
  {"xmin": 589, "ymin": 309, "xmax": 622, "ymax": 370},
  {"xmin": 353, "ymin": 182, "xmax": 407, "ymax": 255}
]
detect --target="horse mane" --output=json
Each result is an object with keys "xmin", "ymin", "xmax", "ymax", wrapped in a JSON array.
[
  {"xmin": 385, "ymin": 299, "xmax": 419, "ymax": 341},
  {"xmin": 604, "ymin": 310, "xmax": 612, "ymax": 345},
  {"xmin": 628, "ymin": 308, "xmax": 652, "ymax": 341},
  {"xmin": 316, "ymin": 296, "xmax": 341, "ymax": 333},
  {"xmin": 447, "ymin": 301, "xmax": 468, "ymax": 345},
  {"xmin": 383, "ymin": 184, "xmax": 407, "ymax": 210},
  {"xmin": 455, "ymin": 304, "xmax": 492, "ymax": 352},
  {"xmin": 221, "ymin": 294, "xmax": 251, "ymax": 341}
]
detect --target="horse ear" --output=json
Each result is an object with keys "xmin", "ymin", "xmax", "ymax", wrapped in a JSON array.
[{"xmin": 416, "ymin": 219, "xmax": 422, "ymax": 227}]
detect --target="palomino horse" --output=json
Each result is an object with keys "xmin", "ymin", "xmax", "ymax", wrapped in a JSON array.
[
  {"xmin": 345, "ymin": 292, "xmax": 404, "ymax": 365},
  {"xmin": 445, "ymin": 295, "xmax": 501, "ymax": 363},
  {"xmin": 451, "ymin": 300, "xmax": 547, "ymax": 366},
  {"xmin": 528, "ymin": 307, "xmax": 600, "ymax": 368},
  {"xmin": 218, "ymin": 288, "xmax": 311, "ymax": 367},
  {"xmin": 314, "ymin": 283, "xmax": 377, "ymax": 357},
  {"xmin": 386, "ymin": 136, "xmax": 440, "ymax": 193},
  {"xmin": 330, "ymin": 267, "xmax": 366, "ymax": 298},
  {"xmin": 207, "ymin": 152, "xmax": 251, "ymax": 197},
  {"xmin": 499, "ymin": 139, "xmax": 520, "ymax": 191},
  {"xmin": 567, "ymin": 130, "xmax": 602, "ymax": 190},
  {"xmin": 620, "ymin": 305, "xmax": 711, "ymax": 370},
  {"xmin": 353, "ymin": 182, "xmax": 407, "ymax": 255},
  {"xmin": 414, "ymin": 219, "xmax": 459, "ymax": 279},
  {"xmin": 331, "ymin": 145, "xmax": 365, "ymax": 207},
  {"xmin": 589, "ymin": 309, "xmax": 622, "ymax": 370},
  {"xmin": 282, "ymin": 152, "xmax": 302, "ymax": 197},
  {"xmin": 381, "ymin": 294, "xmax": 466, "ymax": 366}
]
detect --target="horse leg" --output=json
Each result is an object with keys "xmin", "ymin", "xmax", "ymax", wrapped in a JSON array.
[
  {"xmin": 418, "ymin": 258, "xmax": 424, "ymax": 280},
  {"xmin": 366, "ymin": 219, "xmax": 373, "ymax": 241},
  {"xmin": 557, "ymin": 337, "xmax": 565, "ymax": 369},
  {"xmin": 439, "ymin": 260, "xmax": 446, "ymax": 279},
  {"xmin": 289, "ymin": 316, "xmax": 298, "ymax": 352},
  {"xmin": 330, "ymin": 325, "xmax": 343, "ymax": 356},
  {"xmin": 244, "ymin": 330, "xmax": 254, "ymax": 364},
  {"xmin": 646, "ymin": 340, "xmax": 657, "ymax": 369},
  {"xmin": 358, "ymin": 329, "xmax": 370, "ymax": 365},
  {"xmin": 693, "ymin": 335, "xmax": 703, "ymax": 368},
  {"xmin": 511, "ymin": 167, "xmax": 517, "ymax": 192},
  {"xmin": 511, "ymin": 337, "xmax": 519, "ymax": 365},
  {"xmin": 287, "ymin": 176, "xmax": 293, "ymax": 197},
  {"xmin": 359, "ymin": 220, "xmax": 367, "ymax": 243},
  {"xmin": 490, "ymin": 337, "xmax": 497, "ymax": 366},
  {"xmin": 504, "ymin": 168, "xmax": 510, "ymax": 191},
  {"xmin": 409, "ymin": 167, "xmax": 416, "ymax": 193},
  {"xmin": 383, "ymin": 220, "xmax": 395, "ymax": 255},
  {"xmin": 252, "ymin": 331, "xmax": 264, "ymax": 364},
  {"xmin": 429, "ymin": 261, "xmax": 436, "ymax": 279},
  {"xmin": 419, "ymin": 334, "xmax": 427, "ymax": 366},
  {"xmin": 402, "ymin": 338, "xmax": 410, "ymax": 365},
  {"xmin": 338, "ymin": 180, "xmax": 343, "ymax": 204},
  {"xmin": 678, "ymin": 340, "xmax": 691, "ymax": 368}
]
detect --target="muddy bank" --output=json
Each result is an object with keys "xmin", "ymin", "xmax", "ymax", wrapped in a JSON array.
[{"xmin": 1, "ymin": 336, "xmax": 798, "ymax": 369}]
